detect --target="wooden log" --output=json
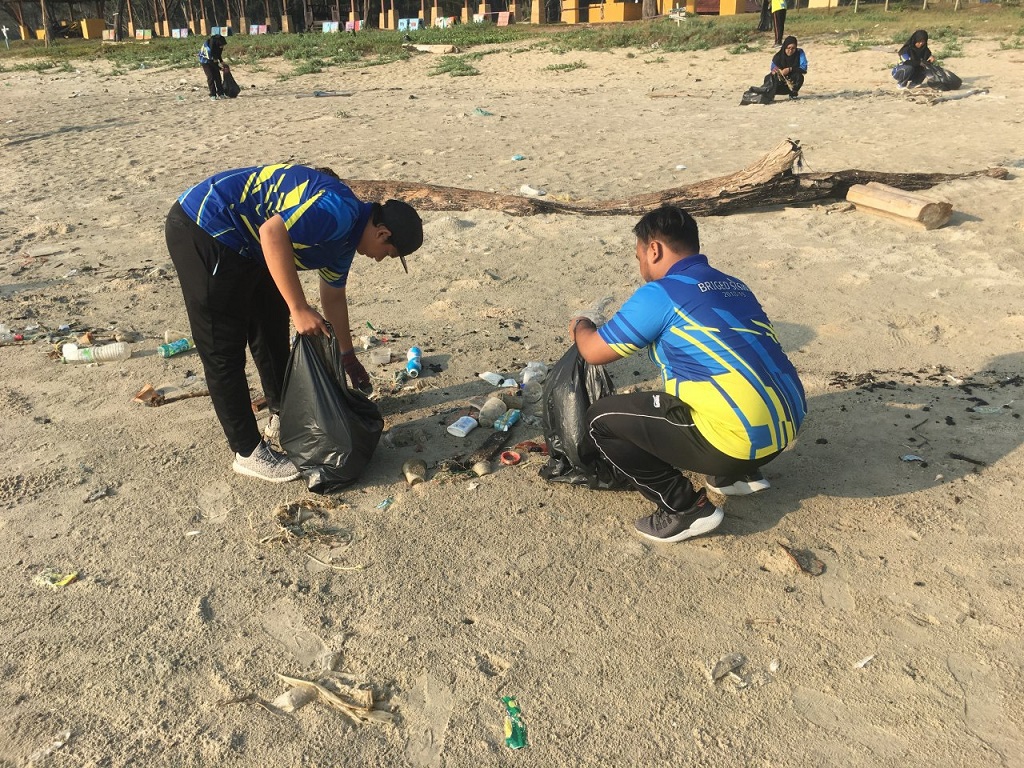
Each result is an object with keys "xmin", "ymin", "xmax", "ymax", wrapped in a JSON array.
[
  {"xmin": 342, "ymin": 139, "xmax": 1007, "ymax": 218},
  {"xmin": 846, "ymin": 181, "xmax": 953, "ymax": 229}
]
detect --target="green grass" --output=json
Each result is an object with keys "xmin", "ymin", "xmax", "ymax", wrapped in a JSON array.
[
  {"xmin": 544, "ymin": 59, "xmax": 587, "ymax": 71},
  {"xmin": 428, "ymin": 54, "xmax": 480, "ymax": 76},
  {"xmin": 0, "ymin": 6, "xmax": 1020, "ymax": 76}
]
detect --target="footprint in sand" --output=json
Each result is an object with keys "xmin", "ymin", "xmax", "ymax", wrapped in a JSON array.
[
  {"xmin": 261, "ymin": 599, "xmax": 329, "ymax": 667},
  {"xmin": 404, "ymin": 673, "xmax": 456, "ymax": 768}
]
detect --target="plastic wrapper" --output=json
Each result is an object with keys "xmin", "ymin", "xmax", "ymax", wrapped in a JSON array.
[
  {"xmin": 538, "ymin": 345, "xmax": 626, "ymax": 490},
  {"xmin": 279, "ymin": 332, "xmax": 384, "ymax": 494}
]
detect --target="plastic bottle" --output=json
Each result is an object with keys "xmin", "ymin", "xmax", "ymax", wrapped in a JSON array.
[
  {"xmin": 62, "ymin": 342, "xmax": 131, "ymax": 363},
  {"xmin": 447, "ymin": 415, "xmax": 479, "ymax": 438},
  {"xmin": 493, "ymin": 409, "xmax": 521, "ymax": 432},
  {"xmin": 0, "ymin": 324, "xmax": 13, "ymax": 343},
  {"xmin": 157, "ymin": 338, "xmax": 195, "ymax": 358},
  {"xmin": 406, "ymin": 346, "xmax": 422, "ymax": 379},
  {"xmin": 521, "ymin": 362, "xmax": 548, "ymax": 405}
]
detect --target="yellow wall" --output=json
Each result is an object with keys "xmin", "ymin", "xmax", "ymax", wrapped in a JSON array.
[{"xmin": 588, "ymin": 0, "xmax": 643, "ymax": 23}]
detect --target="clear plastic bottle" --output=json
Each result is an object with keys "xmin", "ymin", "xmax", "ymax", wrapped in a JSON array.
[
  {"xmin": 62, "ymin": 342, "xmax": 131, "ymax": 363},
  {"xmin": 0, "ymin": 323, "xmax": 13, "ymax": 343},
  {"xmin": 521, "ymin": 361, "xmax": 548, "ymax": 405}
]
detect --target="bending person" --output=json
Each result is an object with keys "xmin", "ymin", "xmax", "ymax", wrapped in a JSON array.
[
  {"xmin": 198, "ymin": 33, "xmax": 227, "ymax": 101},
  {"xmin": 770, "ymin": 36, "xmax": 807, "ymax": 99},
  {"xmin": 893, "ymin": 29, "xmax": 935, "ymax": 88},
  {"xmin": 165, "ymin": 164, "xmax": 423, "ymax": 482},
  {"xmin": 569, "ymin": 206, "xmax": 806, "ymax": 544}
]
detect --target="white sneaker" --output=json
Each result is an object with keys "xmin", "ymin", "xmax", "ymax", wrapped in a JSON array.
[
  {"xmin": 706, "ymin": 472, "xmax": 771, "ymax": 496},
  {"xmin": 232, "ymin": 440, "xmax": 300, "ymax": 483},
  {"xmin": 263, "ymin": 413, "xmax": 281, "ymax": 443}
]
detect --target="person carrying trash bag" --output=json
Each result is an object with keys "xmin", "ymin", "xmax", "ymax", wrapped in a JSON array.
[
  {"xmin": 892, "ymin": 29, "xmax": 935, "ymax": 89},
  {"xmin": 567, "ymin": 206, "xmax": 806, "ymax": 543},
  {"xmin": 770, "ymin": 36, "xmax": 807, "ymax": 99},
  {"xmin": 165, "ymin": 164, "xmax": 423, "ymax": 483},
  {"xmin": 198, "ymin": 33, "xmax": 227, "ymax": 100}
]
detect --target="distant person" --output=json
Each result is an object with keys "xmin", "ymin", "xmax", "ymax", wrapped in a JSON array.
[
  {"xmin": 771, "ymin": 0, "xmax": 787, "ymax": 46},
  {"xmin": 770, "ymin": 36, "xmax": 807, "ymax": 99},
  {"xmin": 198, "ymin": 33, "xmax": 227, "ymax": 101},
  {"xmin": 893, "ymin": 29, "xmax": 935, "ymax": 88},
  {"xmin": 569, "ymin": 206, "xmax": 806, "ymax": 543},
  {"xmin": 757, "ymin": 0, "xmax": 772, "ymax": 33},
  {"xmin": 165, "ymin": 164, "xmax": 423, "ymax": 482}
]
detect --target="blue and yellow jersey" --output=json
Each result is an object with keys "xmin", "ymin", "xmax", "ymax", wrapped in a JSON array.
[
  {"xmin": 177, "ymin": 164, "xmax": 372, "ymax": 287},
  {"xmin": 598, "ymin": 255, "xmax": 806, "ymax": 460}
]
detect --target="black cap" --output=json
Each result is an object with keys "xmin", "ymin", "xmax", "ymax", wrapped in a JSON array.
[{"xmin": 379, "ymin": 199, "xmax": 423, "ymax": 272}]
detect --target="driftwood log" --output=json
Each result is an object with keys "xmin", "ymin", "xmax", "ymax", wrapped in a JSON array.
[
  {"xmin": 847, "ymin": 182, "xmax": 953, "ymax": 230},
  {"xmin": 344, "ymin": 139, "xmax": 1007, "ymax": 218}
]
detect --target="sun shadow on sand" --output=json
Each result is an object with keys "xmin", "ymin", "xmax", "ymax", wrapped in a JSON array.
[
  {"xmin": 722, "ymin": 351, "xmax": 1024, "ymax": 536},
  {"xmin": 4, "ymin": 120, "xmax": 137, "ymax": 147}
]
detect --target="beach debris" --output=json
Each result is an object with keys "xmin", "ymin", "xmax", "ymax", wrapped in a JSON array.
[
  {"xmin": 769, "ymin": 658, "xmax": 781, "ymax": 673},
  {"xmin": 472, "ymin": 461, "xmax": 492, "ymax": 477},
  {"xmin": 968, "ymin": 403, "xmax": 1010, "ymax": 414},
  {"xmin": 276, "ymin": 672, "xmax": 394, "ymax": 724},
  {"xmin": 948, "ymin": 452, "xmax": 986, "ymax": 467},
  {"xmin": 900, "ymin": 454, "xmax": 925, "ymax": 463},
  {"xmin": 375, "ymin": 496, "xmax": 394, "ymax": 511},
  {"xmin": 33, "ymin": 568, "xmax": 79, "ymax": 590},
  {"xmin": 519, "ymin": 184, "xmax": 546, "ymax": 197},
  {"xmin": 512, "ymin": 154, "xmax": 526, "ymax": 161},
  {"xmin": 272, "ymin": 684, "xmax": 318, "ymax": 713},
  {"xmin": 712, "ymin": 652, "xmax": 747, "ymax": 682},
  {"xmin": 854, "ymin": 654, "xmax": 875, "ymax": 670},
  {"xmin": 295, "ymin": 90, "xmax": 354, "ymax": 98},
  {"xmin": 778, "ymin": 543, "xmax": 826, "ymax": 576},
  {"xmin": 478, "ymin": 371, "xmax": 505, "ymax": 386},
  {"xmin": 402, "ymin": 459, "xmax": 427, "ymax": 486},
  {"xmin": 132, "ymin": 382, "xmax": 211, "ymax": 407},
  {"xmin": 84, "ymin": 486, "xmax": 113, "ymax": 503},
  {"xmin": 260, "ymin": 499, "xmax": 354, "ymax": 549},
  {"xmin": 133, "ymin": 383, "xmax": 164, "ymax": 406},
  {"xmin": 514, "ymin": 440, "xmax": 547, "ymax": 455},
  {"xmin": 500, "ymin": 450, "xmax": 522, "ymax": 466},
  {"xmin": 501, "ymin": 696, "xmax": 529, "ymax": 750}
]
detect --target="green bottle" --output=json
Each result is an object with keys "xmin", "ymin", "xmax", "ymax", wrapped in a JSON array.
[
  {"xmin": 158, "ymin": 338, "xmax": 195, "ymax": 358},
  {"xmin": 501, "ymin": 696, "xmax": 528, "ymax": 750}
]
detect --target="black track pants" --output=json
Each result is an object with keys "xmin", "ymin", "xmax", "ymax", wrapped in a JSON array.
[
  {"xmin": 165, "ymin": 202, "xmax": 291, "ymax": 456},
  {"xmin": 587, "ymin": 391, "xmax": 777, "ymax": 513}
]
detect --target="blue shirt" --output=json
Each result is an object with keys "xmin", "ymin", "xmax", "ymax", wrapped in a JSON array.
[
  {"xmin": 598, "ymin": 255, "xmax": 806, "ymax": 459},
  {"xmin": 177, "ymin": 164, "xmax": 372, "ymax": 287}
]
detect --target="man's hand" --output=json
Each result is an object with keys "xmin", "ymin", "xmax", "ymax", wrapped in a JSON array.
[
  {"xmin": 292, "ymin": 305, "xmax": 329, "ymax": 336},
  {"xmin": 341, "ymin": 350, "xmax": 372, "ymax": 395}
]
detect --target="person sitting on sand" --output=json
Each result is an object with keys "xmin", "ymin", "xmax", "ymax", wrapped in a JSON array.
[
  {"xmin": 568, "ymin": 206, "xmax": 806, "ymax": 543},
  {"xmin": 893, "ymin": 29, "xmax": 935, "ymax": 89},
  {"xmin": 198, "ymin": 34, "xmax": 227, "ymax": 101},
  {"xmin": 770, "ymin": 36, "xmax": 807, "ymax": 99},
  {"xmin": 165, "ymin": 164, "xmax": 423, "ymax": 483}
]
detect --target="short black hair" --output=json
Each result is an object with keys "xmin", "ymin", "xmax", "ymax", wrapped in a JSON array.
[{"xmin": 632, "ymin": 205, "xmax": 700, "ymax": 254}]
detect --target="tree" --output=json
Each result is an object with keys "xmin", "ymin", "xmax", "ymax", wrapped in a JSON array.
[{"xmin": 642, "ymin": 0, "xmax": 656, "ymax": 18}]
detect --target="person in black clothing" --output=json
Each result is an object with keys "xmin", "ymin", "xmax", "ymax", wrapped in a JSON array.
[
  {"xmin": 893, "ymin": 29, "xmax": 935, "ymax": 88},
  {"xmin": 757, "ymin": 0, "xmax": 772, "ymax": 32},
  {"xmin": 770, "ymin": 36, "xmax": 807, "ymax": 99},
  {"xmin": 198, "ymin": 34, "xmax": 227, "ymax": 100}
]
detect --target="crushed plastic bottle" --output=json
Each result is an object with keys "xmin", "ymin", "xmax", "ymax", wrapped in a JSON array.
[{"xmin": 62, "ymin": 342, "xmax": 131, "ymax": 363}]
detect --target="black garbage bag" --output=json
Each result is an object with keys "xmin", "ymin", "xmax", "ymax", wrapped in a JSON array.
[
  {"xmin": 740, "ymin": 74, "xmax": 777, "ymax": 106},
  {"xmin": 923, "ymin": 63, "xmax": 962, "ymax": 91},
  {"xmin": 538, "ymin": 345, "xmax": 626, "ymax": 490},
  {"xmin": 279, "ymin": 332, "xmax": 383, "ymax": 494},
  {"xmin": 222, "ymin": 65, "xmax": 241, "ymax": 98}
]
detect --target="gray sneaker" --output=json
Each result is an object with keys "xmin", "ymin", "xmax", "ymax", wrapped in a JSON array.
[
  {"xmin": 634, "ymin": 489, "xmax": 724, "ymax": 543},
  {"xmin": 232, "ymin": 440, "xmax": 300, "ymax": 483}
]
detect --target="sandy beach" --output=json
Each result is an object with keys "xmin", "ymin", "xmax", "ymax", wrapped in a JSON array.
[{"xmin": 1, "ymin": 32, "xmax": 1023, "ymax": 766}]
